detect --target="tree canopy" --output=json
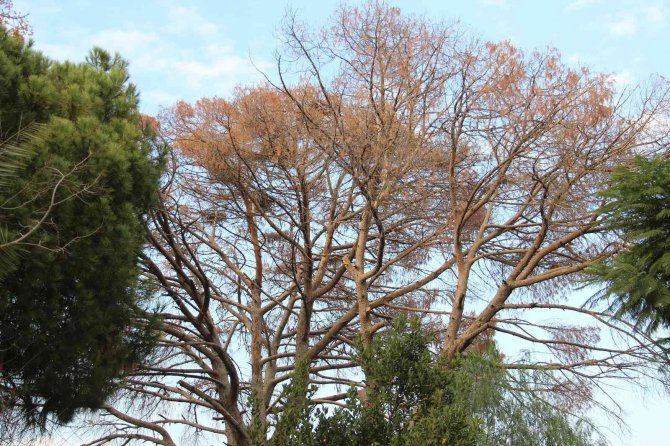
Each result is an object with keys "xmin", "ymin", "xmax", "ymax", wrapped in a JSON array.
[
  {"xmin": 588, "ymin": 155, "xmax": 670, "ymax": 333},
  {"xmin": 273, "ymin": 317, "xmax": 604, "ymax": 446},
  {"xmin": 0, "ymin": 25, "xmax": 162, "ymax": 428},
  {"xmin": 73, "ymin": 3, "xmax": 670, "ymax": 445},
  {"xmin": 2, "ymin": 1, "xmax": 670, "ymax": 445}
]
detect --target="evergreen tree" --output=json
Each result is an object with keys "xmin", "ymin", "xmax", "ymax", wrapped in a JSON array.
[
  {"xmin": 588, "ymin": 156, "xmax": 670, "ymax": 332},
  {"xmin": 0, "ymin": 124, "xmax": 40, "ymax": 276},
  {"xmin": 0, "ymin": 26, "xmax": 162, "ymax": 427},
  {"xmin": 273, "ymin": 317, "xmax": 604, "ymax": 446}
]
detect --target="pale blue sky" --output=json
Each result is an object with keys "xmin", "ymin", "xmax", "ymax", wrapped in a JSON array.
[
  {"xmin": 11, "ymin": 1, "xmax": 670, "ymax": 445},
  {"xmin": 15, "ymin": 0, "xmax": 670, "ymax": 115}
]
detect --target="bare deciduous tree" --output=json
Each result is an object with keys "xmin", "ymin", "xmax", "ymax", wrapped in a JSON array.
[
  {"xmin": 0, "ymin": 0, "xmax": 30, "ymax": 35},
  {"xmin": 84, "ymin": 3, "xmax": 670, "ymax": 445}
]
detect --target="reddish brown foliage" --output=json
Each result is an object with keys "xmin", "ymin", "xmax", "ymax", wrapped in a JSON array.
[
  {"xmin": 0, "ymin": 0, "xmax": 30, "ymax": 35},
  {"xmin": 87, "ymin": 2, "xmax": 670, "ymax": 445}
]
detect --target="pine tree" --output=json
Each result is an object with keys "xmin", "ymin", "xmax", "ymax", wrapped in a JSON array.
[
  {"xmin": 588, "ymin": 156, "xmax": 670, "ymax": 332},
  {"xmin": 0, "ymin": 26, "xmax": 162, "ymax": 427}
]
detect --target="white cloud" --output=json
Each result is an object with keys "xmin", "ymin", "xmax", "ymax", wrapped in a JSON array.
[
  {"xmin": 141, "ymin": 89, "xmax": 181, "ymax": 110},
  {"xmin": 164, "ymin": 5, "xmax": 219, "ymax": 37},
  {"xmin": 565, "ymin": 0, "xmax": 599, "ymax": 12},
  {"xmin": 162, "ymin": 43, "xmax": 265, "ymax": 99},
  {"xmin": 482, "ymin": 0, "xmax": 507, "ymax": 7},
  {"xmin": 643, "ymin": 4, "xmax": 666, "ymax": 28},
  {"xmin": 90, "ymin": 29, "xmax": 160, "ymax": 55},
  {"xmin": 16, "ymin": 3, "xmax": 271, "ymax": 113},
  {"xmin": 34, "ymin": 29, "xmax": 159, "ymax": 64},
  {"xmin": 566, "ymin": 52, "xmax": 582, "ymax": 65},
  {"xmin": 608, "ymin": 14, "xmax": 637, "ymax": 36},
  {"xmin": 171, "ymin": 57, "xmax": 248, "ymax": 82},
  {"xmin": 601, "ymin": 4, "xmax": 665, "ymax": 39},
  {"xmin": 37, "ymin": 42, "xmax": 82, "ymax": 61},
  {"xmin": 610, "ymin": 70, "xmax": 635, "ymax": 88}
]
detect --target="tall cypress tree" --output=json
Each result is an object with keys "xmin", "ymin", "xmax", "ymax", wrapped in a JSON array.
[{"xmin": 0, "ymin": 27, "xmax": 162, "ymax": 426}]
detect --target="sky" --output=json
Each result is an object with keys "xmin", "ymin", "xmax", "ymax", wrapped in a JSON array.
[
  {"xmin": 14, "ymin": 0, "xmax": 670, "ymax": 116},
  {"xmin": 10, "ymin": 0, "xmax": 670, "ymax": 445}
]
